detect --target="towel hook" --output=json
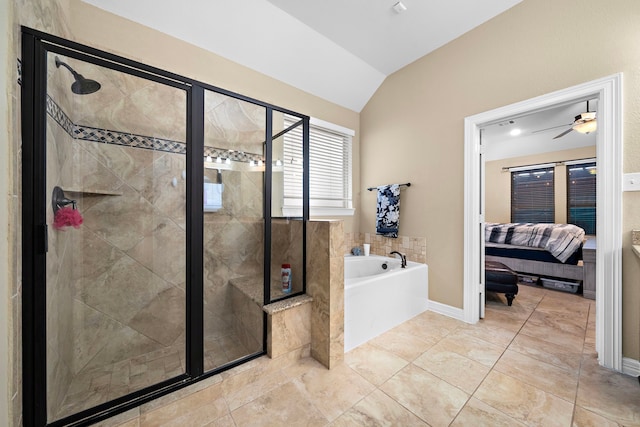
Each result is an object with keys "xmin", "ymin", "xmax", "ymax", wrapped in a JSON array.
[{"xmin": 52, "ymin": 186, "xmax": 77, "ymax": 214}]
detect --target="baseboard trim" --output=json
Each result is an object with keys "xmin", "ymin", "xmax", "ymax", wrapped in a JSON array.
[
  {"xmin": 622, "ymin": 357, "xmax": 640, "ymax": 377},
  {"xmin": 427, "ymin": 300, "xmax": 465, "ymax": 322}
]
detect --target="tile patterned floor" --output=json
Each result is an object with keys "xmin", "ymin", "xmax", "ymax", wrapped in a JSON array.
[
  {"xmin": 95, "ymin": 285, "xmax": 640, "ymax": 426},
  {"xmin": 56, "ymin": 332, "xmax": 252, "ymax": 420}
]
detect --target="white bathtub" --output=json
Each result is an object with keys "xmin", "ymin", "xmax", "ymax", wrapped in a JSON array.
[{"xmin": 344, "ymin": 255, "xmax": 428, "ymax": 352}]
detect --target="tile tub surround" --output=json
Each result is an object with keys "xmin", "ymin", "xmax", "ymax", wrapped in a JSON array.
[
  {"xmin": 95, "ymin": 282, "xmax": 640, "ymax": 426},
  {"xmin": 345, "ymin": 232, "xmax": 427, "ymax": 264}
]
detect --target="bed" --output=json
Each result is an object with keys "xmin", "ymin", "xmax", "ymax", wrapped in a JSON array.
[{"xmin": 484, "ymin": 223, "xmax": 595, "ymax": 298}]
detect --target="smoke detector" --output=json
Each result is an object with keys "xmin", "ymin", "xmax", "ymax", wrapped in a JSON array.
[{"xmin": 393, "ymin": 1, "xmax": 407, "ymax": 13}]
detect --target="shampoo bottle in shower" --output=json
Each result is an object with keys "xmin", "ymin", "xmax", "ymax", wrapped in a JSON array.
[{"xmin": 281, "ymin": 264, "xmax": 292, "ymax": 293}]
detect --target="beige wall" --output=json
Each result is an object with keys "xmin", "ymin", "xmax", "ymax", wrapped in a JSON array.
[
  {"xmin": 485, "ymin": 146, "xmax": 597, "ymax": 224},
  {"xmin": 360, "ymin": 0, "xmax": 640, "ymax": 360}
]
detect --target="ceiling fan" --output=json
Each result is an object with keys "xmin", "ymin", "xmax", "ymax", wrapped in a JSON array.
[{"xmin": 553, "ymin": 100, "xmax": 597, "ymax": 139}]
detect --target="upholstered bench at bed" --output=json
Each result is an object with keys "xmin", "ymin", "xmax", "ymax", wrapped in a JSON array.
[{"xmin": 485, "ymin": 260, "xmax": 519, "ymax": 306}]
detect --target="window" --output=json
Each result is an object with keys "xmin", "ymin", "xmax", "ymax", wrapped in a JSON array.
[
  {"xmin": 511, "ymin": 166, "xmax": 554, "ymax": 223},
  {"xmin": 567, "ymin": 161, "xmax": 596, "ymax": 234},
  {"xmin": 282, "ymin": 117, "xmax": 354, "ymax": 216}
]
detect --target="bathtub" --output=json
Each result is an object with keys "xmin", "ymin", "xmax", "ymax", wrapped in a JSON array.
[{"xmin": 344, "ymin": 255, "xmax": 428, "ymax": 352}]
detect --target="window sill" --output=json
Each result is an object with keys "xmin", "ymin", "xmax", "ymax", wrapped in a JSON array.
[{"xmin": 282, "ymin": 207, "xmax": 355, "ymax": 217}]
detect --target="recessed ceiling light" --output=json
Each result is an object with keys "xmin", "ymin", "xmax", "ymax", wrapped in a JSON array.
[
  {"xmin": 392, "ymin": 1, "xmax": 407, "ymax": 14},
  {"xmin": 510, "ymin": 128, "xmax": 522, "ymax": 136}
]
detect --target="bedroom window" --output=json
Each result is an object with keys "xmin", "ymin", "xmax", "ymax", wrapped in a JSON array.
[
  {"xmin": 282, "ymin": 117, "xmax": 354, "ymax": 216},
  {"xmin": 511, "ymin": 166, "xmax": 555, "ymax": 223},
  {"xmin": 567, "ymin": 161, "xmax": 596, "ymax": 235}
]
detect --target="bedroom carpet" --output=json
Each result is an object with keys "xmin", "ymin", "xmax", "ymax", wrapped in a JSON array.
[{"xmin": 95, "ymin": 285, "xmax": 639, "ymax": 426}]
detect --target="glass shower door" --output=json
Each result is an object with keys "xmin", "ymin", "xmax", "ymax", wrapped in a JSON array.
[
  {"xmin": 270, "ymin": 113, "xmax": 306, "ymax": 300},
  {"xmin": 44, "ymin": 52, "xmax": 188, "ymax": 421},
  {"xmin": 202, "ymin": 89, "xmax": 266, "ymax": 371}
]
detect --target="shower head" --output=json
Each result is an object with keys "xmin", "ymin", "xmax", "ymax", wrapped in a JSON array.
[{"xmin": 55, "ymin": 57, "xmax": 101, "ymax": 95}]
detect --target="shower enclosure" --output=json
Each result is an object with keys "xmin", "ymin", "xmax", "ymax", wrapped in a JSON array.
[{"xmin": 21, "ymin": 28, "xmax": 308, "ymax": 427}]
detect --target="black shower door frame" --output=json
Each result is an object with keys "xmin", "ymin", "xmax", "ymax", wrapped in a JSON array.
[{"xmin": 21, "ymin": 27, "xmax": 309, "ymax": 427}]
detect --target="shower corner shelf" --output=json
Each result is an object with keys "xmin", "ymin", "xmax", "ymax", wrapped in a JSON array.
[{"xmin": 63, "ymin": 188, "xmax": 123, "ymax": 196}]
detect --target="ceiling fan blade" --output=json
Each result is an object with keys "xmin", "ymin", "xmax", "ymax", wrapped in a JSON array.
[
  {"xmin": 532, "ymin": 123, "xmax": 573, "ymax": 134},
  {"xmin": 553, "ymin": 127, "xmax": 574, "ymax": 139}
]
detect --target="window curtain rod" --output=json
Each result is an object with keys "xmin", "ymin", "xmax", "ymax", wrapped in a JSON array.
[
  {"xmin": 501, "ymin": 157, "xmax": 596, "ymax": 172},
  {"xmin": 367, "ymin": 182, "xmax": 411, "ymax": 191}
]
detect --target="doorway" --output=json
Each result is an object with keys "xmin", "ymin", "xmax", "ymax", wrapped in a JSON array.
[{"xmin": 463, "ymin": 75, "xmax": 623, "ymax": 371}]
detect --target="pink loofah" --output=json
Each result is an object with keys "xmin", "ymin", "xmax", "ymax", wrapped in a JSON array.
[{"xmin": 53, "ymin": 206, "xmax": 83, "ymax": 230}]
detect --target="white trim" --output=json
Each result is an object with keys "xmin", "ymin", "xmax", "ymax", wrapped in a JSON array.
[
  {"xmin": 622, "ymin": 357, "xmax": 640, "ymax": 377},
  {"xmin": 508, "ymin": 163, "xmax": 557, "ymax": 172},
  {"xmin": 282, "ymin": 206, "xmax": 355, "ymax": 217},
  {"xmin": 310, "ymin": 207, "xmax": 355, "ymax": 217},
  {"xmin": 310, "ymin": 117, "xmax": 355, "ymax": 137},
  {"xmin": 564, "ymin": 158, "xmax": 597, "ymax": 166},
  {"xmin": 427, "ymin": 299, "xmax": 465, "ymax": 322},
  {"xmin": 464, "ymin": 74, "xmax": 623, "ymax": 371}
]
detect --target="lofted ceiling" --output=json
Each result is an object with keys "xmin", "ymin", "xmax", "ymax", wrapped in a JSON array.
[{"xmin": 82, "ymin": 0, "xmax": 523, "ymax": 112}]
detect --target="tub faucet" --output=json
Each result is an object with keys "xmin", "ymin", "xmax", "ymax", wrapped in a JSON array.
[{"xmin": 390, "ymin": 251, "xmax": 407, "ymax": 268}]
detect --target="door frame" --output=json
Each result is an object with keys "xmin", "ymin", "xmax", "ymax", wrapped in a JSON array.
[{"xmin": 463, "ymin": 74, "xmax": 623, "ymax": 371}]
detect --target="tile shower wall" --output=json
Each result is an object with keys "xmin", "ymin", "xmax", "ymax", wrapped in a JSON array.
[
  {"xmin": 45, "ymin": 103, "xmax": 75, "ymax": 419},
  {"xmin": 13, "ymin": 0, "xmax": 79, "ymax": 423},
  {"xmin": 202, "ymin": 90, "xmax": 267, "ymax": 369},
  {"xmin": 344, "ymin": 232, "xmax": 427, "ymax": 264},
  {"xmin": 48, "ymin": 113, "xmax": 189, "ymax": 418},
  {"xmin": 271, "ymin": 219, "xmax": 304, "ymax": 295}
]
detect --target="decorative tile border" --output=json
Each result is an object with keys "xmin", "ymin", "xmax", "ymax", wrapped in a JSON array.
[
  {"xmin": 46, "ymin": 94, "xmax": 265, "ymax": 162},
  {"xmin": 17, "ymin": 58, "xmax": 22, "ymax": 86},
  {"xmin": 46, "ymin": 95, "xmax": 74, "ymax": 136},
  {"xmin": 74, "ymin": 123, "xmax": 187, "ymax": 154}
]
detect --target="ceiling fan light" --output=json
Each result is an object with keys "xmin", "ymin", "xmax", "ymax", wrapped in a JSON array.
[{"xmin": 573, "ymin": 120, "xmax": 597, "ymax": 134}]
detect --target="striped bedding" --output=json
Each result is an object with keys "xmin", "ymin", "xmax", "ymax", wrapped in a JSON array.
[{"xmin": 485, "ymin": 223, "xmax": 585, "ymax": 263}]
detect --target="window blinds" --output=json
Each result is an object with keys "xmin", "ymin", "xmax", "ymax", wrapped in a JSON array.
[
  {"xmin": 567, "ymin": 162, "xmax": 596, "ymax": 234},
  {"xmin": 511, "ymin": 167, "xmax": 555, "ymax": 223},
  {"xmin": 283, "ymin": 117, "xmax": 352, "ymax": 208}
]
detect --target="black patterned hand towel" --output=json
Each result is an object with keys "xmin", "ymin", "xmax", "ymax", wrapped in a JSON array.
[{"xmin": 376, "ymin": 184, "xmax": 401, "ymax": 238}]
